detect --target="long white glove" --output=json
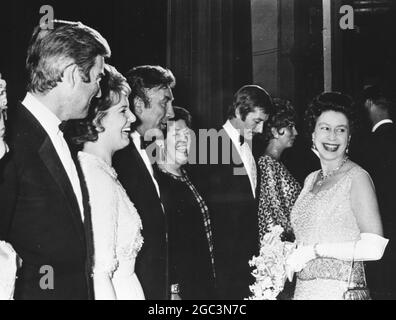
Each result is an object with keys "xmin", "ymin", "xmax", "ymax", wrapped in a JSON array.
[{"xmin": 286, "ymin": 233, "xmax": 389, "ymax": 280}]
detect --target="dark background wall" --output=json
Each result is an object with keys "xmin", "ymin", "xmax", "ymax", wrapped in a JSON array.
[
  {"xmin": 1, "ymin": 0, "xmax": 396, "ymax": 182},
  {"xmin": 0, "ymin": 0, "xmax": 168, "ymax": 108},
  {"xmin": 0, "ymin": 0, "xmax": 253, "ymax": 130}
]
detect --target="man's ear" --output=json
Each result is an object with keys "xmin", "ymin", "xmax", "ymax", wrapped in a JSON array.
[
  {"xmin": 133, "ymin": 97, "xmax": 145, "ymax": 116},
  {"xmin": 235, "ymin": 107, "xmax": 242, "ymax": 120},
  {"xmin": 62, "ymin": 64, "xmax": 78, "ymax": 89},
  {"xmin": 271, "ymin": 127, "xmax": 280, "ymax": 138}
]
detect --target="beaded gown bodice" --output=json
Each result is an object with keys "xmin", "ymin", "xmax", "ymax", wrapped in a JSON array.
[
  {"xmin": 290, "ymin": 165, "xmax": 367, "ymax": 299},
  {"xmin": 291, "ymin": 166, "xmax": 362, "ymax": 246},
  {"xmin": 79, "ymin": 152, "xmax": 144, "ymax": 279}
]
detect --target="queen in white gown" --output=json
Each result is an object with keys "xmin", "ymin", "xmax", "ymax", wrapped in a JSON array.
[
  {"xmin": 69, "ymin": 64, "xmax": 144, "ymax": 300},
  {"xmin": 286, "ymin": 92, "xmax": 389, "ymax": 300}
]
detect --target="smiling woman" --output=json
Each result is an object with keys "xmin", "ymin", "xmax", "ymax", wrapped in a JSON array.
[
  {"xmin": 154, "ymin": 106, "xmax": 216, "ymax": 300},
  {"xmin": 66, "ymin": 64, "xmax": 145, "ymax": 300},
  {"xmin": 286, "ymin": 92, "xmax": 389, "ymax": 300}
]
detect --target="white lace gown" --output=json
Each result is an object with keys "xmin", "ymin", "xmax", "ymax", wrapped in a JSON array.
[{"xmin": 79, "ymin": 152, "xmax": 145, "ymax": 300}]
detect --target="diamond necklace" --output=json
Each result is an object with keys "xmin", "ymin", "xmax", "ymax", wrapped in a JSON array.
[{"xmin": 317, "ymin": 156, "xmax": 349, "ymax": 187}]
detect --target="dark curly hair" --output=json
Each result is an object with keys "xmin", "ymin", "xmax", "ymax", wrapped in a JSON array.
[
  {"xmin": 171, "ymin": 106, "xmax": 192, "ymax": 128},
  {"xmin": 126, "ymin": 65, "xmax": 176, "ymax": 110},
  {"xmin": 67, "ymin": 64, "xmax": 131, "ymax": 145},
  {"xmin": 304, "ymin": 92, "xmax": 356, "ymax": 138},
  {"xmin": 262, "ymin": 98, "xmax": 297, "ymax": 142}
]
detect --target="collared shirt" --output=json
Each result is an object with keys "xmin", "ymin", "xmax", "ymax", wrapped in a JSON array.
[
  {"xmin": 372, "ymin": 119, "xmax": 394, "ymax": 133},
  {"xmin": 223, "ymin": 120, "xmax": 257, "ymax": 198},
  {"xmin": 131, "ymin": 131, "xmax": 161, "ymax": 198},
  {"xmin": 22, "ymin": 93, "xmax": 84, "ymax": 221}
]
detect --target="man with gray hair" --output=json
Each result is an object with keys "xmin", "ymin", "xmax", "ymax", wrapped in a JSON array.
[{"xmin": 0, "ymin": 20, "xmax": 110, "ymax": 300}]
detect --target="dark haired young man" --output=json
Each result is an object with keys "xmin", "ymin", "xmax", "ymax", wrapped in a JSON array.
[
  {"xmin": 204, "ymin": 85, "xmax": 272, "ymax": 300},
  {"xmin": 113, "ymin": 65, "xmax": 175, "ymax": 300}
]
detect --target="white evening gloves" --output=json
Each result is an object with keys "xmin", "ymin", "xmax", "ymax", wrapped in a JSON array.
[{"xmin": 286, "ymin": 233, "xmax": 389, "ymax": 279}]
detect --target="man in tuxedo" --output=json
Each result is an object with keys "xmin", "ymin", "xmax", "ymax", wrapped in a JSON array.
[
  {"xmin": 203, "ymin": 85, "xmax": 272, "ymax": 300},
  {"xmin": 362, "ymin": 86, "xmax": 396, "ymax": 300},
  {"xmin": 0, "ymin": 21, "xmax": 110, "ymax": 299},
  {"xmin": 113, "ymin": 65, "xmax": 175, "ymax": 300}
]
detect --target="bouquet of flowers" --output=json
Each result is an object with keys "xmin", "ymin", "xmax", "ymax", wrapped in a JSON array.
[{"xmin": 247, "ymin": 225, "xmax": 295, "ymax": 300}]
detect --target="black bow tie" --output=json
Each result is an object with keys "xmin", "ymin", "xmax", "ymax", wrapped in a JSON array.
[
  {"xmin": 59, "ymin": 121, "xmax": 67, "ymax": 133},
  {"xmin": 140, "ymin": 136, "xmax": 155, "ymax": 150},
  {"xmin": 239, "ymin": 135, "xmax": 245, "ymax": 146}
]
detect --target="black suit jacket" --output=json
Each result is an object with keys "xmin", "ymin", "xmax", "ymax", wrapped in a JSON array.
[
  {"xmin": 113, "ymin": 140, "xmax": 169, "ymax": 300},
  {"xmin": 363, "ymin": 122, "xmax": 396, "ymax": 299},
  {"xmin": 0, "ymin": 103, "xmax": 92, "ymax": 300},
  {"xmin": 196, "ymin": 129, "xmax": 258, "ymax": 300}
]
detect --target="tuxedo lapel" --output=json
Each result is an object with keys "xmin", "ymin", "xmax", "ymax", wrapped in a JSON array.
[
  {"xmin": 18, "ymin": 102, "xmax": 86, "ymax": 246},
  {"xmin": 38, "ymin": 136, "xmax": 85, "ymax": 246},
  {"xmin": 130, "ymin": 141, "xmax": 162, "ymax": 204},
  {"xmin": 225, "ymin": 132, "xmax": 251, "ymax": 184},
  {"xmin": 74, "ymin": 154, "xmax": 94, "ymax": 299}
]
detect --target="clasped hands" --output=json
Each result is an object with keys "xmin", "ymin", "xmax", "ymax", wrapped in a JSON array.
[{"xmin": 285, "ymin": 244, "xmax": 317, "ymax": 282}]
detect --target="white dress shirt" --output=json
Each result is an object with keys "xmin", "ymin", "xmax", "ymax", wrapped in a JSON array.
[
  {"xmin": 131, "ymin": 131, "xmax": 161, "ymax": 198},
  {"xmin": 22, "ymin": 93, "xmax": 84, "ymax": 221},
  {"xmin": 372, "ymin": 119, "xmax": 394, "ymax": 133},
  {"xmin": 223, "ymin": 120, "xmax": 257, "ymax": 198}
]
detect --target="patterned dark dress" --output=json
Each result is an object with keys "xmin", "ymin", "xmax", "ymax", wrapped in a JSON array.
[{"xmin": 257, "ymin": 155, "xmax": 301, "ymax": 242}]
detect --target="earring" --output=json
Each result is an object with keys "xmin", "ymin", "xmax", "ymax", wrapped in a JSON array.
[
  {"xmin": 312, "ymin": 140, "xmax": 317, "ymax": 151},
  {"xmin": 346, "ymin": 137, "xmax": 351, "ymax": 154}
]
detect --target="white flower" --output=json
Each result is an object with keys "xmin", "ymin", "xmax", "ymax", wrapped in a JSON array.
[{"xmin": 247, "ymin": 225, "xmax": 295, "ymax": 300}]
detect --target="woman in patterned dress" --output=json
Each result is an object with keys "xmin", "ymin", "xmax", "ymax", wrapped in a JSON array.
[
  {"xmin": 287, "ymin": 92, "xmax": 389, "ymax": 300},
  {"xmin": 257, "ymin": 99, "xmax": 301, "ymax": 243},
  {"xmin": 69, "ymin": 65, "xmax": 144, "ymax": 300}
]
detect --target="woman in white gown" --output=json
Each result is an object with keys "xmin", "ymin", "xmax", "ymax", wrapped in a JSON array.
[
  {"xmin": 286, "ymin": 92, "xmax": 389, "ymax": 300},
  {"xmin": 0, "ymin": 74, "xmax": 17, "ymax": 301},
  {"xmin": 69, "ymin": 65, "xmax": 144, "ymax": 300}
]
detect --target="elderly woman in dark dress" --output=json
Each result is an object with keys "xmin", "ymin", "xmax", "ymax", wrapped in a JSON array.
[{"xmin": 155, "ymin": 106, "xmax": 216, "ymax": 300}]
